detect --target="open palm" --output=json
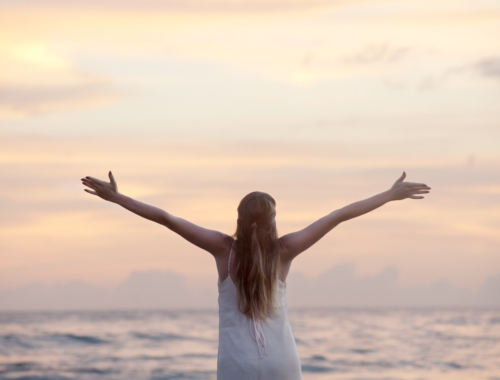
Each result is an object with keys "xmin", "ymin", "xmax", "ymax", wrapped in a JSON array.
[
  {"xmin": 81, "ymin": 171, "xmax": 119, "ymax": 202},
  {"xmin": 390, "ymin": 172, "xmax": 430, "ymax": 200}
]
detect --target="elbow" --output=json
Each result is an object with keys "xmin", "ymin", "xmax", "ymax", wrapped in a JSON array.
[{"xmin": 331, "ymin": 209, "xmax": 346, "ymax": 224}]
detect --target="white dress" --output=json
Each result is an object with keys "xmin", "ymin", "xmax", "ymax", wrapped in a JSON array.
[{"xmin": 217, "ymin": 245, "xmax": 302, "ymax": 380}]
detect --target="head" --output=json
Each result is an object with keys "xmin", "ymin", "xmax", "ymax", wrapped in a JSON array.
[{"xmin": 233, "ymin": 191, "xmax": 279, "ymax": 320}]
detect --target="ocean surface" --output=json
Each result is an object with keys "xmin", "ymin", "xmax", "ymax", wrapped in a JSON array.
[{"xmin": 0, "ymin": 308, "xmax": 499, "ymax": 380}]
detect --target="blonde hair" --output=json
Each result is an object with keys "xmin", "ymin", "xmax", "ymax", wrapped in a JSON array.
[{"xmin": 232, "ymin": 192, "xmax": 279, "ymax": 320}]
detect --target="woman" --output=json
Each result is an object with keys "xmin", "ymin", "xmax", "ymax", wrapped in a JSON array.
[{"xmin": 81, "ymin": 171, "xmax": 430, "ymax": 379}]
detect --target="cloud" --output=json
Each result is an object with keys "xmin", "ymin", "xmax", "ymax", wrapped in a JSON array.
[
  {"xmin": 2, "ymin": 0, "xmax": 499, "ymax": 89},
  {"xmin": 0, "ymin": 82, "xmax": 124, "ymax": 118},
  {"xmin": 287, "ymin": 264, "xmax": 500, "ymax": 307},
  {"xmin": 443, "ymin": 57, "xmax": 500, "ymax": 87},
  {"xmin": 113, "ymin": 270, "xmax": 217, "ymax": 308},
  {"xmin": 0, "ymin": 271, "xmax": 218, "ymax": 311},
  {"xmin": 474, "ymin": 57, "xmax": 500, "ymax": 80},
  {"xmin": 0, "ymin": 0, "xmax": 349, "ymax": 13},
  {"xmin": 0, "ymin": 266, "xmax": 497, "ymax": 311},
  {"xmin": 0, "ymin": 43, "xmax": 126, "ymax": 118},
  {"xmin": 479, "ymin": 272, "xmax": 500, "ymax": 302},
  {"xmin": 341, "ymin": 44, "xmax": 413, "ymax": 65}
]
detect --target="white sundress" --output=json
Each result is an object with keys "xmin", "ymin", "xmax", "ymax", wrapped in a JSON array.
[{"xmin": 217, "ymin": 244, "xmax": 302, "ymax": 380}]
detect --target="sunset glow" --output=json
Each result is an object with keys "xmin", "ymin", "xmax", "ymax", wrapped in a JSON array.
[{"xmin": 1, "ymin": 0, "xmax": 499, "ymax": 306}]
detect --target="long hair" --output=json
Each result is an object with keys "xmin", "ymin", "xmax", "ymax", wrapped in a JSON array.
[{"xmin": 232, "ymin": 191, "xmax": 279, "ymax": 320}]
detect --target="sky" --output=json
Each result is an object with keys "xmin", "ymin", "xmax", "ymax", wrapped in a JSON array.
[{"xmin": 1, "ymin": 0, "xmax": 499, "ymax": 308}]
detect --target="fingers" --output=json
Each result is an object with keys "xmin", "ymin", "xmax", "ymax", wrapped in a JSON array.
[
  {"xmin": 394, "ymin": 172, "xmax": 431, "ymax": 190},
  {"xmin": 409, "ymin": 195, "xmax": 424, "ymax": 199},
  {"xmin": 407, "ymin": 182, "xmax": 430, "ymax": 188},
  {"xmin": 81, "ymin": 172, "xmax": 115, "ymax": 199},
  {"xmin": 85, "ymin": 176, "xmax": 106, "ymax": 185},
  {"xmin": 84, "ymin": 173, "xmax": 116, "ymax": 187},
  {"xmin": 109, "ymin": 171, "xmax": 116, "ymax": 185},
  {"xmin": 411, "ymin": 190, "xmax": 430, "ymax": 194},
  {"xmin": 81, "ymin": 179, "xmax": 98, "ymax": 190},
  {"xmin": 395, "ymin": 171, "xmax": 406, "ymax": 183}
]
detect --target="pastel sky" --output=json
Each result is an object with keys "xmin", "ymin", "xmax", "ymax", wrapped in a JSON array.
[{"xmin": 1, "ymin": 0, "xmax": 499, "ymax": 299}]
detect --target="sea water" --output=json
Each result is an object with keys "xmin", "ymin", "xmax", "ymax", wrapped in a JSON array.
[{"xmin": 0, "ymin": 308, "xmax": 499, "ymax": 380}]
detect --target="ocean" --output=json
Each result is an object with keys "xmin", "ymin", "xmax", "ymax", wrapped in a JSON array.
[{"xmin": 0, "ymin": 308, "xmax": 499, "ymax": 380}]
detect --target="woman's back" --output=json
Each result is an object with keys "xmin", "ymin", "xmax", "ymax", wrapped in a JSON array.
[{"xmin": 217, "ymin": 243, "xmax": 302, "ymax": 380}]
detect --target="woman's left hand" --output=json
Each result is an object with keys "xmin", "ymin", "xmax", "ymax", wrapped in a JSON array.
[{"xmin": 81, "ymin": 171, "xmax": 119, "ymax": 202}]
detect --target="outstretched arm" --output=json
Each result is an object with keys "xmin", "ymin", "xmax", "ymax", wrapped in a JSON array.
[
  {"xmin": 279, "ymin": 172, "xmax": 430, "ymax": 262},
  {"xmin": 81, "ymin": 172, "xmax": 228, "ymax": 256}
]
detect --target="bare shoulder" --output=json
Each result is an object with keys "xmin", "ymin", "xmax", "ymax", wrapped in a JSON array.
[
  {"xmin": 213, "ymin": 234, "xmax": 234, "ymax": 258},
  {"xmin": 223, "ymin": 235, "xmax": 235, "ymax": 252}
]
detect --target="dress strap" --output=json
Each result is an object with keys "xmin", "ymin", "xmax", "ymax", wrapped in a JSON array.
[{"xmin": 228, "ymin": 241, "xmax": 234, "ymax": 275}]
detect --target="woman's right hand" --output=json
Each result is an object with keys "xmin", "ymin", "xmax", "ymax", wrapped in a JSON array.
[
  {"xmin": 390, "ymin": 172, "xmax": 431, "ymax": 201},
  {"xmin": 81, "ymin": 171, "xmax": 119, "ymax": 202}
]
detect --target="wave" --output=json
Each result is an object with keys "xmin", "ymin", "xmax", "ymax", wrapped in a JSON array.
[
  {"xmin": 490, "ymin": 317, "xmax": 500, "ymax": 324},
  {"xmin": 132, "ymin": 332, "xmax": 187, "ymax": 341},
  {"xmin": 145, "ymin": 371, "xmax": 216, "ymax": 380},
  {"xmin": 181, "ymin": 353, "xmax": 217, "ymax": 359},
  {"xmin": 0, "ymin": 377, "xmax": 72, "ymax": 380},
  {"xmin": 70, "ymin": 367, "xmax": 115, "ymax": 374},
  {"xmin": 0, "ymin": 361, "xmax": 39, "ymax": 373},
  {"xmin": 301, "ymin": 364, "xmax": 336, "ymax": 373},
  {"xmin": 131, "ymin": 332, "xmax": 214, "ymax": 343},
  {"xmin": 301, "ymin": 357, "xmax": 472, "ymax": 371},
  {"xmin": 0, "ymin": 308, "xmax": 496, "ymax": 380},
  {"xmin": 0, "ymin": 334, "xmax": 33, "ymax": 349},
  {"xmin": 52, "ymin": 333, "xmax": 108, "ymax": 345},
  {"xmin": 350, "ymin": 348, "xmax": 374, "ymax": 354}
]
